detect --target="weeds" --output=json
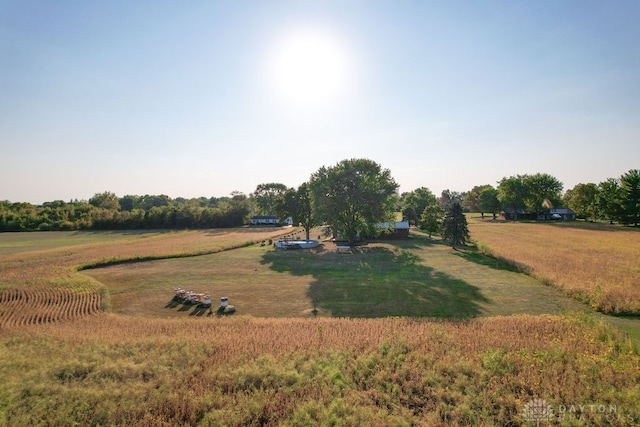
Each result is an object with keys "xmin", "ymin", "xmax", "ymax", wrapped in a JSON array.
[{"xmin": 1, "ymin": 314, "xmax": 638, "ymax": 426}]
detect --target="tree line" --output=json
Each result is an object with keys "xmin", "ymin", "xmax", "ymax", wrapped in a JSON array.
[
  {"xmin": 1, "ymin": 164, "xmax": 638, "ymax": 233},
  {"xmin": 0, "ymin": 193, "xmax": 252, "ymax": 231},
  {"xmin": 400, "ymin": 169, "xmax": 640, "ymax": 230}
]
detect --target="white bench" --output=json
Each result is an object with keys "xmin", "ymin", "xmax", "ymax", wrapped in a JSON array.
[{"xmin": 336, "ymin": 245, "xmax": 352, "ymax": 254}]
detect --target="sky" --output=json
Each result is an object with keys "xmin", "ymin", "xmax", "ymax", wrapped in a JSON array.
[{"xmin": 1, "ymin": 0, "xmax": 639, "ymax": 204}]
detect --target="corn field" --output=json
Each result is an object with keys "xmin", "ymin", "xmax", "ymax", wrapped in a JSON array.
[{"xmin": 0, "ymin": 228, "xmax": 292, "ymax": 326}]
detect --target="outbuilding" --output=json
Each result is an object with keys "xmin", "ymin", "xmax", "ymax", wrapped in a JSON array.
[
  {"xmin": 548, "ymin": 208, "xmax": 576, "ymax": 221},
  {"xmin": 249, "ymin": 215, "xmax": 293, "ymax": 226},
  {"xmin": 376, "ymin": 220, "xmax": 410, "ymax": 239}
]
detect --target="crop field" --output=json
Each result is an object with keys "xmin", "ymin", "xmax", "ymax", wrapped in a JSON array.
[
  {"xmin": 0, "ymin": 228, "xmax": 292, "ymax": 326},
  {"xmin": 1, "ymin": 224, "xmax": 640, "ymax": 425},
  {"xmin": 1, "ymin": 313, "xmax": 639, "ymax": 426},
  {"xmin": 468, "ymin": 218, "xmax": 640, "ymax": 315}
]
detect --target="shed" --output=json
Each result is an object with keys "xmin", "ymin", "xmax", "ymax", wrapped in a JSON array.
[{"xmin": 376, "ymin": 220, "xmax": 410, "ymax": 239}]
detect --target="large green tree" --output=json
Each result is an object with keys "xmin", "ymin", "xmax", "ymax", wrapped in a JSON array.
[
  {"xmin": 251, "ymin": 183, "xmax": 288, "ymax": 215},
  {"xmin": 478, "ymin": 187, "xmax": 500, "ymax": 219},
  {"xmin": 464, "ymin": 185, "xmax": 493, "ymax": 218},
  {"xmin": 498, "ymin": 173, "xmax": 563, "ymax": 219},
  {"xmin": 139, "ymin": 194, "xmax": 171, "ymax": 210},
  {"xmin": 524, "ymin": 173, "xmax": 563, "ymax": 214},
  {"xmin": 277, "ymin": 183, "xmax": 317, "ymax": 240},
  {"xmin": 419, "ymin": 203, "xmax": 443, "ymax": 238},
  {"xmin": 565, "ymin": 183, "xmax": 599, "ymax": 221},
  {"xmin": 441, "ymin": 202, "xmax": 469, "ymax": 249},
  {"xmin": 401, "ymin": 187, "xmax": 437, "ymax": 226},
  {"xmin": 308, "ymin": 158, "xmax": 399, "ymax": 244},
  {"xmin": 597, "ymin": 178, "xmax": 623, "ymax": 224},
  {"xmin": 89, "ymin": 191, "xmax": 120, "ymax": 211},
  {"xmin": 619, "ymin": 169, "xmax": 640, "ymax": 226},
  {"xmin": 220, "ymin": 191, "xmax": 252, "ymax": 227},
  {"xmin": 497, "ymin": 175, "xmax": 528, "ymax": 219}
]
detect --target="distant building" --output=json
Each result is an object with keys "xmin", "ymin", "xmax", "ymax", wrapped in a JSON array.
[
  {"xmin": 375, "ymin": 220, "xmax": 410, "ymax": 239},
  {"xmin": 545, "ymin": 208, "xmax": 576, "ymax": 221},
  {"xmin": 335, "ymin": 220, "xmax": 411, "ymax": 241},
  {"xmin": 501, "ymin": 208, "xmax": 575, "ymax": 221},
  {"xmin": 249, "ymin": 215, "xmax": 293, "ymax": 226},
  {"xmin": 501, "ymin": 208, "xmax": 534, "ymax": 220}
]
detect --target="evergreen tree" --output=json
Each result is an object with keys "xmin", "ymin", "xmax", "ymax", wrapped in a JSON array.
[
  {"xmin": 619, "ymin": 169, "xmax": 640, "ymax": 226},
  {"xmin": 441, "ymin": 202, "xmax": 469, "ymax": 249}
]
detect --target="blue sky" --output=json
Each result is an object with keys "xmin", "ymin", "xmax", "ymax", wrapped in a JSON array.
[{"xmin": 1, "ymin": 1, "xmax": 639, "ymax": 204}]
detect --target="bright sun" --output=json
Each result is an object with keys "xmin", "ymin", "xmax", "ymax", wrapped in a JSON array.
[{"xmin": 267, "ymin": 28, "xmax": 353, "ymax": 110}]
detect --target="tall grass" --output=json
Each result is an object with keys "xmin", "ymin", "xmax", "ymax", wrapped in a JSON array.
[
  {"xmin": 469, "ymin": 218, "xmax": 640, "ymax": 315},
  {"xmin": 2, "ymin": 226, "xmax": 640, "ymax": 425},
  {"xmin": 1, "ymin": 314, "xmax": 638, "ymax": 426}
]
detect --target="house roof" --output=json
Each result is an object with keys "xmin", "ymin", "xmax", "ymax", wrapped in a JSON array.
[
  {"xmin": 376, "ymin": 221, "xmax": 410, "ymax": 230},
  {"xmin": 550, "ymin": 208, "xmax": 575, "ymax": 214}
]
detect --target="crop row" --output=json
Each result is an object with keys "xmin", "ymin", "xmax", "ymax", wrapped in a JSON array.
[{"xmin": 0, "ymin": 287, "xmax": 101, "ymax": 326}]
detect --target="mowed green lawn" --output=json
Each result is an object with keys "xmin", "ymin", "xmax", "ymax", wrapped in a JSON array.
[{"xmin": 84, "ymin": 231, "xmax": 586, "ymax": 319}]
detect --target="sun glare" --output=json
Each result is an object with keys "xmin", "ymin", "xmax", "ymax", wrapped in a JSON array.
[{"xmin": 267, "ymin": 27, "xmax": 354, "ymax": 110}]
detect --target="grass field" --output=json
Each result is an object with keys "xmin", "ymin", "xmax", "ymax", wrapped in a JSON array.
[
  {"xmin": 467, "ymin": 217, "xmax": 640, "ymax": 315},
  {"xmin": 84, "ymin": 231, "xmax": 584, "ymax": 319}
]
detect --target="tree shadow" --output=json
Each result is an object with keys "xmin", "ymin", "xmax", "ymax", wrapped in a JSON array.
[
  {"xmin": 261, "ymin": 242, "xmax": 489, "ymax": 319},
  {"xmin": 452, "ymin": 246, "xmax": 519, "ymax": 272}
]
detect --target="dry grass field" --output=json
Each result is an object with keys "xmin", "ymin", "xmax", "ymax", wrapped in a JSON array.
[
  {"xmin": 468, "ymin": 218, "xmax": 640, "ymax": 315},
  {"xmin": 0, "ymin": 228, "xmax": 292, "ymax": 326},
  {"xmin": 83, "ymin": 232, "xmax": 585, "ymax": 319},
  {"xmin": 1, "ymin": 313, "xmax": 639, "ymax": 426},
  {"xmin": 2, "ymin": 225, "xmax": 640, "ymax": 425}
]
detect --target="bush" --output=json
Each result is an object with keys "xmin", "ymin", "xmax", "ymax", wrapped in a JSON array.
[{"xmin": 55, "ymin": 220, "xmax": 76, "ymax": 231}]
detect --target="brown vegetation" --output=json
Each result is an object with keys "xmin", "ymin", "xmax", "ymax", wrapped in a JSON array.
[
  {"xmin": 0, "ymin": 228, "xmax": 291, "ymax": 326},
  {"xmin": 1, "ymin": 314, "xmax": 638, "ymax": 426},
  {"xmin": 1, "ymin": 226, "xmax": 640, "ymax": 425},
  {"xmin": 469, "ymin": 218, "xmax": 640, "ymax": 315}
]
